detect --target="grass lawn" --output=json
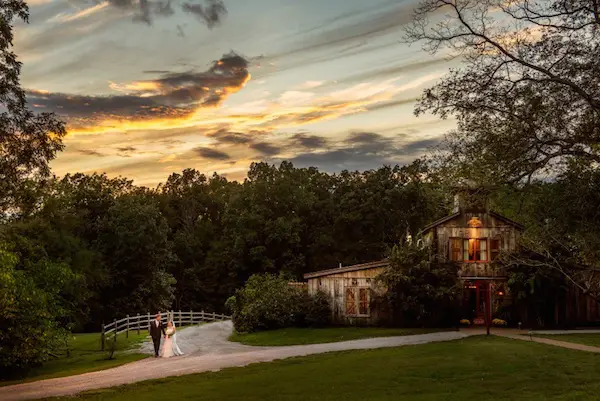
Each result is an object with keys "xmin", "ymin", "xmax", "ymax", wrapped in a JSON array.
[
  {"xmin": 1, "ymin": 332, "xmax": 148, "ymax": 386},
  {"xmin": 229, "ymin": 327, "xmax": 454, "ymax": 346},
  {"xmin": 54, "ymin": 336, "xmax": 600, "ymax": 401},
  {"xmin": 533, "ymin": 333, "xmax": 600, "ymax": 348}
]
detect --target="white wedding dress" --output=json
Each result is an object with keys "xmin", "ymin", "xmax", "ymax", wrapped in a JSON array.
[
  {"xmin": 160, "ymin": 327, "xmax": 174, "ymax": 358},
  {"xmin": 171, "ymin": 322, "xmax": 184, "ymax": 356}
]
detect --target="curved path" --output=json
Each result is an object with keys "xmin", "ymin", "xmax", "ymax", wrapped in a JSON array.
[{"xmin": 1, "ymin": 321, "xmax": 469, "ymax": 401}]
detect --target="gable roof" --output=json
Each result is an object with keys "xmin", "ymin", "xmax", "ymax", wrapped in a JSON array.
[
  {"xmin": 303, "ymin": 259, "xmax": 390, "ymax": 279},
  {"xmin": 420, "ymin": 210, "xmax": 524, "ymax": 233},
  {"xmin": 489, "ymin": 210, "xmax": 525, "ymax": 230},
  {"xmin": 420, "ymin": 212, "xmax": 460, "ymax": 233}
]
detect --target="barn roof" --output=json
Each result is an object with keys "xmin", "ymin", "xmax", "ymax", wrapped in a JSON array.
[
  {"xmin": 420, "ymin": 210, "xmax": 524, "ymax": 233},
  {"xmin": 303, "ymin": 259, "xmax": 390, "ymax": 279},
  {"xmin": 420, "ymin": 211, "xmax": 461, "ymax": 233},
  {"xmin": 489, "ymin": 210, "xmax": 525, "ymax": 230}
]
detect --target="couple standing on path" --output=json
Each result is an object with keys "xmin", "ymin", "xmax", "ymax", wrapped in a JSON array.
[{"xmin": 149, "ymin": 313, "xmax": 184, "ymax": 358}]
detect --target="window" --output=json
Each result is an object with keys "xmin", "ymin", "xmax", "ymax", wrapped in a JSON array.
[
  {"xmin": 345, "ymin": 288, "xmax": 357, "ymax": 315},
  {"xmin": 359, "ymin": 288, "xmax": 369, "ymax": 315},
  {"xmin": 450, "ymin": 238, "xmax": 462, "ymax": 261},
  {"xmin": 345, "ymin": 287, "xmax": 370, "ymax": 316},
  {"xmin": 463, "ymin": 239, "xmax": 488, "ymax": 262},
  {"xmin": 490, "ymin": 239, "xmax": 500, "ymax": 261}
]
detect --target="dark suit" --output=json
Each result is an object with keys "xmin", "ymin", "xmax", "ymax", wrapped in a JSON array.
[{"xmin": 149, "ymin": 319, "xmax": 165, "ymax": 356}]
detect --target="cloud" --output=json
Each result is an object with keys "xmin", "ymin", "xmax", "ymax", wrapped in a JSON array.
[
  {"xmin": 27, "ymin": 52, "xmax": 250, "ymax": 130},
  {"xmin": 116, "ymin": 146, "xmax": 138, "ymax": 152},
  {"xmin": 194, "ymin": 147, "xmax": 231, "ymax": 160},
  {"xmin": 365, "ymin": 97, "xmax": 419, "ymax": 112},
  {"xmin": 182, "ymin": 0, "xmax": 226, "ymax": 28},
  {"xmin": 208, "ymin": 129, "xmax": 255, "ymax": 144},
  {"xmin": 290, "ymin": 133, "xmax": 329, "ymax": 149},
  {"xmin": 101, "ymin": 0, "xmax": 227, "ymax": 26},
  {"xmin": 250, "ymin": 142, "xmax": 281, "ymax": 156},
  {"xmin": 280, "ymin": 2, "xmax": 413, "ymax": 57},
  {"xmin": 273, "ymin": 133, "xmax": 444, "ymax": 173},
  {"xmin": 344, "ymin": 131, "xmax": 395, "ymax": 153},
  {"xmin": 78, "ymin": 149, "xmax": 106, "ymax": 157}
]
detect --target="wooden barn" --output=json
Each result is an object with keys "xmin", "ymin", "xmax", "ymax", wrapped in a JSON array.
[
  {"xmin": 304, "ymin": 260, "xmax": 388, "ymax": 324},
  {"xmin": 420, "ymin": 187, "xmax": 523, "ymax": 325},
  {"xmin": 303, "ymin": 186, "xmax": 523, "ymax": 326},
  {"xmin": 304, "ymin": 185, "xmax": 600, "ymax": 327}
]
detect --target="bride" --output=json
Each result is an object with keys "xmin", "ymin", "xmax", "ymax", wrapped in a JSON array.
[{"xmin": 160, "ymin": 321, "xmax": 184, "ymax": 358}]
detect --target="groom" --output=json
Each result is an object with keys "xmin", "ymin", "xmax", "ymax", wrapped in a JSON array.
[{"xmin": 149, "ymin": 313, "xmax": 166, "ymax": 358}]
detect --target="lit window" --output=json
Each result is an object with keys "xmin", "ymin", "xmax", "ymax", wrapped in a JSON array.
[{"xmin": 463, "ymin": 239, "xmax": 488, "ymax": 262}]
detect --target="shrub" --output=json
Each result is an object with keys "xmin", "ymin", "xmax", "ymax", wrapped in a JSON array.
[
  {"xmin": 0, "ymin": 246, "xmax": 71, "ymax": 377},
  {"xmin": 226, "ymin": 274, "xmax": 331, "ymax": 332},
  {"xmin": 302, "ymin": 290, "xmax": 331, "ymax": 328},
  {"xmin": 377, "ymin": 242, "xmax": 461, "ymax": 327}
]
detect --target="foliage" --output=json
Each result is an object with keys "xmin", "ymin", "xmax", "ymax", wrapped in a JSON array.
[
  {"xmin": 492, "ymin": 162, "xmax": 600, "ymax": 324},
  {"xmin": 406, "ymin": 0, "xmax": 600, "ymax": 185},
  {"xmin": 226, "ymin": 274, "xmax": 302, "ymax": 332},
  {"xmin": 0, "ymin": 245, "xmax": 72, "ymax": 376},
  {"xmin": 377, "ymin": 242, "xmax": 461, "ymax": 327},
  {"xmin": 0, "ymin": 0, "xmax": 66, "ymax": 216},
  {"xmin": 227, "ymin": 274, "xmax": 331, "ymax": 333},
  {"xmin": 96, "ymin": 192, "xmax": 176, "ymax": 318},
  {"xmin": 301, "ymin": 290, "xmax": 331, "ymax": 328}
]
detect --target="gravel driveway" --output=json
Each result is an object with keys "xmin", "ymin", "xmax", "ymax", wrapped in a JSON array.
[
  {"xmin": 137, "ymin": 321, "xmax": 262, "ymax": 356},
  {"xmin": 1, "ymin": 321, "xmax": 470, "ymax": 401}
]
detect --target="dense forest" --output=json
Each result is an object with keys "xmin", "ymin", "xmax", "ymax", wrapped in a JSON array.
[
  {"xmin": 1, "ymin": 0, "xmax": 599, "ymax": 374},
  {"xmin": 2, "ymin": 161, "xmax": 449, "ymax": 331}
]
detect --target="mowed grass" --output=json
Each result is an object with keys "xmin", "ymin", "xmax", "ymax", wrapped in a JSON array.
[
  {"xmin": 229, "ymin": 327, "xmax": 454, "ymax": 346},
  {"xmin": 57, "ymin": 336, "xmax": 600, "ymax": 401},
  {"xmin": 533, "ymin": 333, "xmax": 600, "ymax": 348},
  {"xmin": 1, "ymin": 332, "xmax": 148, "ymax": 386}
]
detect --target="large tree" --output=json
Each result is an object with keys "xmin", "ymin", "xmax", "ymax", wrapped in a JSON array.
[
  {"xmin": 406, "ymin": 0, "xmax": 600, "ymax": 184},
  {"xmin": 0, "ymin": 1, "xmax": 66, "ymax": 215}
]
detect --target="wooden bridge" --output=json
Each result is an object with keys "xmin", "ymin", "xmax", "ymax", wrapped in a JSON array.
[{"xmin": 101, "ymin": 310, "xmax": 231, "ymax": 350}]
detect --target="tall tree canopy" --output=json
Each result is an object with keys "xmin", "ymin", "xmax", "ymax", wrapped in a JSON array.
[
  {"xmin": 0, "ymin": 1, "xmax": 66, "ymax": 215},
  {"xmin": 406, "ymin": 0, "xmax": 600, "ymax": 183}
]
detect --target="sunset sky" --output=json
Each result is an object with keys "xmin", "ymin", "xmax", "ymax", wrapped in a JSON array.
[{"xmin": 16, "ymin": 0, "xmax": 460, "ymax": 186}]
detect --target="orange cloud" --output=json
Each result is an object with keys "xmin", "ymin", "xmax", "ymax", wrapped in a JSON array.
[{"xmin": 27, "ymin": 52, "xmax": 250, "ymax": 133}]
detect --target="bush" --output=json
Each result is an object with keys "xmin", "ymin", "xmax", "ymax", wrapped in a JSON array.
[
  {"xmin": 302, "ymin": 290, "xmax": 331, "ymax": 328},
  {"xmin": 377, "ymin": 242, "xmax": 461, "ymax": 327},
  {"xmin": 0, "ymin": 246, "xmax": 71, "ymax": 377},
  {"xmin": 226, "ymin": 274, "xmax": 331, "ymax": 333}
]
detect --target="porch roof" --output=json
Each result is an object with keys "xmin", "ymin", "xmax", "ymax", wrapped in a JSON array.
[{"xmin": 303, "ymin": 259, "xmax": 390, "ymax": 279}]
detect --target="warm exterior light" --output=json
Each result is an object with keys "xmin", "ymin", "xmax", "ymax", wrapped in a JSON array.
[{"xmin": 467, "ymin": 216, "xmax": 483, "ymax": 228}]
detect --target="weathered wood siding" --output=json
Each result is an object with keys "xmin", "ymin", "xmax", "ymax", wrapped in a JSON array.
[
  {"xmin": 307, "ymin": 267, "xmax": 386, "ymax": 325},
  {"xmin": 432, "ymin": 212, "xmax": 521, "ymax": 279}
]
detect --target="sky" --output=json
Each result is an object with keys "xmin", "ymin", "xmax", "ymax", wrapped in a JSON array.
[{"xmin": 15, "ymin": 0, "xmax": 460, "ymax": 186}]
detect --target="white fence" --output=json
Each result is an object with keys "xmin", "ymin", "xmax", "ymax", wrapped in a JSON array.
[{"xmin": 101, "ymin": 310, "xmax": 230, "ymax": 350}]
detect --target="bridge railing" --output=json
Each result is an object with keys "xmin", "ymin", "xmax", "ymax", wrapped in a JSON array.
[{"xmin": 100, "ymin": 310, "xmax": 230, "ymax": 350}]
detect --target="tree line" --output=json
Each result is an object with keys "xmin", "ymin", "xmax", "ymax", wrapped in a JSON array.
[{"xmin": 2, "ymin": 162, "xmax": 448, "ymax": 330}]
